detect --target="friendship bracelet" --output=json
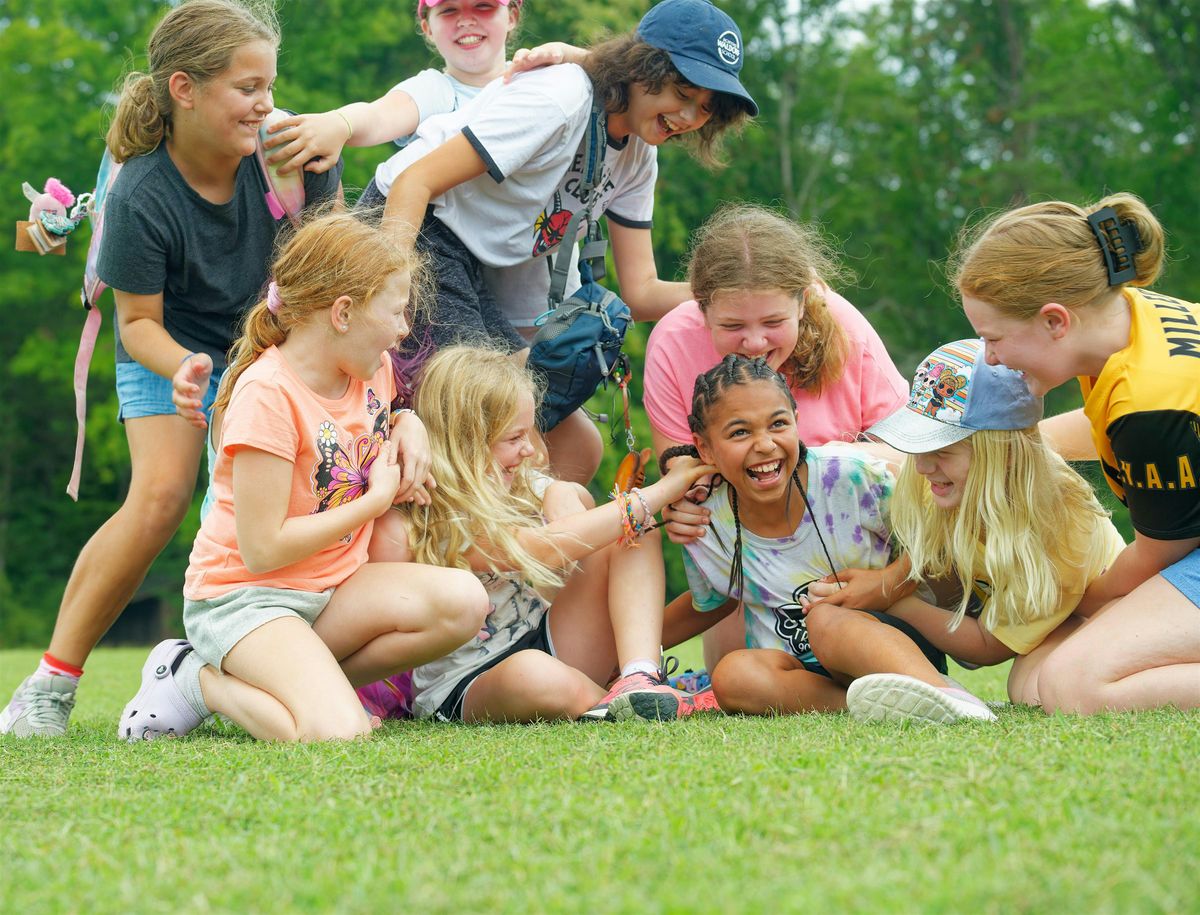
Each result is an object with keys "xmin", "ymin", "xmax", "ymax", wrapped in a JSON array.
[
  {"xmin": 630, "ymin": 487, "xmax": 653, "ymax": 531},
  {"xmin": 336, "ymin": 110, "xmax": 354, "ymax": 141},
  {"xmin": 612, "ymin": 486, "xmax": 640, "ymax": 548},
  {"xmin": 180, "ymin": 351, "xmax": 200, "ymax": 367}
]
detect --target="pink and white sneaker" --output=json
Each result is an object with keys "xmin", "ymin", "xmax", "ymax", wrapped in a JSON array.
[{"xmin": 582, "ymin": 671, "xmax": 695, "ymax": 722}]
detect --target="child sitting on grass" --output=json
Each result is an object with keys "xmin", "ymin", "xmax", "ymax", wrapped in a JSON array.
[
  {"xmin": 805, "ymin": 338, "xmax": 1125, "ymax": 722},
  {"xmin": 368, "ymin": 345, "xmax": 718, "ymax": 722},
  {"xmin": 672, "ymin": 355, "xmax": 994, "ymax": 722},
  {"xmin": 117, "ymin": 213, "xmax": 488, "ymax": 742}
]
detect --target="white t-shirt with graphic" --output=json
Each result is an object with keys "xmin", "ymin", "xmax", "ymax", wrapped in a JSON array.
[
  {"xmin": 373, "ymin": 64, "xmax": 658, "ymax": 327},
  {"xmin": 682, "ymin": 447, "xmax": 897, "ymax": 666}
]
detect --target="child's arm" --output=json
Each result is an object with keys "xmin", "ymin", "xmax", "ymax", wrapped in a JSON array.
[
  {"xmin": 1038, "ymin": 408, "xmax": 1097, "ymax": 461},
  {"xmin": 383, "ymin": 134, "xmax": 488, "ymax": 251},
  {"xmin": 608, "ymin": 223, "xmax": 692, "ymax": 321},
  {"xmin": 884, "ymin": 596, "xmax": 1016, "ymax": 666},
  {"xmin": 265, "ymin": 93, "xmax": 423, "ymax": 176},
  {"xmin": 466, "ymin": 458, "xmax": 715, "ymax": 572},
  {"xmin": 234, "ymin": 439, "xmax": 402, "ymax": 574},
  {"xmin": 1074, "ymin": 531, "xmax": 1200, "ymax": 615},
  {"xmin": 391, "ymin": 410, "xmax": 434, "ymax": 506}
]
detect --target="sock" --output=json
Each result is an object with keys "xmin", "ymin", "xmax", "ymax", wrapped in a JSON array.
[
  {"xmin": 38, "ymin": 652, "xmax": 83, "ymax": 683},
  {"xmin": 620, "ymin": 658, "xmax": 660, "ymax": 679},
  {"xmin": 173, "ymin": 649, "xmax": 211, "ymax": 719}
]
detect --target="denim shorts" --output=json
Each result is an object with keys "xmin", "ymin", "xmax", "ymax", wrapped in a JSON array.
[
  {"xmin": 115, "ymin": 359, "xmax": 223, "ymax": 423},
  {"xmin": 1162, "ymin": 548, "xmax": 1200, "ymax": 610}
]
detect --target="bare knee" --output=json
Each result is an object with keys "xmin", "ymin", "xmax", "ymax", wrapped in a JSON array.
[
  {"xmin": 125, "ymin": 477, "xmax": 195, "ymax": 540},
  {"xmin": 545, "ymin": 410, "xmax": 603, "ymax": 485},
  {"xmin": 1036, "ymin": 647, "xmax": 1107, "ymax": 715},
  {"xmin": 293, "ymin": 704, "xmax": 372, "ymax": 742},
  {"xmin": 435, "ymin": 570, "xmax": 491, "ymax": 645},
  {"xmin": 803, "ymin": 603, "xmax": 848, "ymax": 655},
  {"xmin": 712, "ymin": 649, "xmax": 778, "ymax": 715}
]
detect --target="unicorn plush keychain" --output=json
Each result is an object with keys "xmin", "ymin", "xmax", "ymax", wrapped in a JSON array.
[{"xmin": 15, "ymin": 177, "xmax": 93, "ymax": 256}]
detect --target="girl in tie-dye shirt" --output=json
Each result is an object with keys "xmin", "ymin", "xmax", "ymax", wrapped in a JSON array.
[{"xmin": 680, "ymin": 355, "xmax": 993, "ymax": 721}]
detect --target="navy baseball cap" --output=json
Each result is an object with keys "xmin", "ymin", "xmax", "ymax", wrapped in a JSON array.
[
  {"xmin": 637, "ymin": 0, "xmax": 758, "ymax": 117},
  {"xmin": 867, "ymin": 338, "xmax": 1044, "ymax": 452}
]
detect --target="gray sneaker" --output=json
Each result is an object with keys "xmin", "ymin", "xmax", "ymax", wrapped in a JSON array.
[{"xmin": 0, "ymin": 675, "xmax": 78, "ymax": 737}]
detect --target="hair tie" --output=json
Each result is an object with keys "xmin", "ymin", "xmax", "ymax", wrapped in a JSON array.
[{"xmin": 266, "ymin": 281, "xmax": 283, "ymax": 315}]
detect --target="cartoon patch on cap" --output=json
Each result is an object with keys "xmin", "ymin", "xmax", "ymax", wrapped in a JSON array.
[
  {"xmin": 716, "ymin": 30, "xmax": 741, "ymax": 66},
  {"xmin": 908, "ymin": 339, "xmax": 978, "ymax": 424}
]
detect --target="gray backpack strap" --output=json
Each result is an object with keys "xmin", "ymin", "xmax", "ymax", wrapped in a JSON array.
[{"xmin": 548, "ymin": 102, "xmax": 607, "ymax": 308}]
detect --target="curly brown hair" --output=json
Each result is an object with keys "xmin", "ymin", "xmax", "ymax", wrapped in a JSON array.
[{"xmin": 583, "ymin": 33, "xmax": 753, "ymax": 168}]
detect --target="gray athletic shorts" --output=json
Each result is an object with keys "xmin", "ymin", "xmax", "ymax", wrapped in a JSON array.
[{"xmin": 184, "ymin": 586, "xmax": 334, "ymax": 670}]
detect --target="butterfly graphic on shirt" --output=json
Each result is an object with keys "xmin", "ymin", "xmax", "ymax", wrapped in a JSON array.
[
  {"xmin": 365, "ymin": 387, "xmax": 381, "ymax": 415},
  {"xmin": 310, "ymin": 408, "xmax": 390, "ymax": 516},
  {"xmin": 532, "ymin": 191, "xmax": 574, "ymax": 258},
  {"xmin": 771, "ymin": 579, "xmax": 822, "ymax": 658}
]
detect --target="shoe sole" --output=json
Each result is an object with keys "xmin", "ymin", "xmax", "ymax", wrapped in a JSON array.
[
  {"xmin": 118, "ymin": 639, "xmax": 193, "ymax": 742},
  {"xmin": 607, "ymin": 691, "xmax": 681, "ymax": 722},
  {"xmin": 846, "ymin": 674, "xmax": 997, "ymax": 724}
]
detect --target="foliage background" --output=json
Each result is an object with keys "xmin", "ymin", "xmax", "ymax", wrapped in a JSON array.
[{"xmin": 1, "ymin": 0, "xmax": 1196, "ymax": 645}]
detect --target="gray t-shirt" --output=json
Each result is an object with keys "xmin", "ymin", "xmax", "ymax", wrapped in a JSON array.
[{"xmin": 97, "ymin": 143, "xmax": 342, "ymax": 370}]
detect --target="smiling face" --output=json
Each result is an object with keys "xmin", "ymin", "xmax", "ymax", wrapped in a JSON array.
[
  {"xmin": 912, "ymin": 439, "xmax": 973, "ymax": 511},
  {"xmin": 703, "ymin": 289, "xmax": 802, "ymax": 373},
  {"xmin": 421, "ymin": 0, "xmax": 516, "ymax": 85},
  {"xmin": 609, "ymin": 80, "xmax": 715, "ymax": 146},
  {"xmin": 491, "ymin": 390, "xmax": 537, "ymax": 489},
  {"xmin": 341, "ymin": 271, "xmax": 411, "ymax": 381},
  {"xmin": 186, "ymin": 39, "xmax": 277, "ymax": 159},
  {"xmin": 693, "ymin": 379, "xmax": 800, "ymax": 514},
  {"xmin": 962, "ymin": 293, "xmax": 1075, "ymax": 397}
]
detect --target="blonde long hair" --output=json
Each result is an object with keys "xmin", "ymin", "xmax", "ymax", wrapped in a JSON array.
[
  {"xmin": 891, "ymin": 427, "xmax": 1111, "ymax": 632},
  {"xmin": 213, "ymin": 210, "xmax": 418, "ymax": 418},
  {"xmin": 686, "ymin": 204, "xmax": 849, "ymax": 393},
  {"xmin": 950, "ymin": 192, "xmax": 1167, "ymax": 317},
  {"xmin": 406, "ymin": 347, "xmax": 563, "ymax": 593},
  {"xmin": 106, "ymin": 0, "xmax": 279, "ymax": 162}
]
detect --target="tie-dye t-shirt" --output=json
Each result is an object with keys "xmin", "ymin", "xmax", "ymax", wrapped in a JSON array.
[{"xmin": 682, "ymin": 446, "xmax": 896, "ymax": 664}]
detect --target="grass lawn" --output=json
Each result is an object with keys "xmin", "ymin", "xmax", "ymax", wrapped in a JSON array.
[{"xmin": 1, "ymin": 647, "xmax": 1197, "ymax": 914}]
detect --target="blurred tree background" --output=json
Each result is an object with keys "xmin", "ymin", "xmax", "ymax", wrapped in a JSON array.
[{"xmin": 1, "ymin": 0, "xmax": 1195, "ymax": 644}]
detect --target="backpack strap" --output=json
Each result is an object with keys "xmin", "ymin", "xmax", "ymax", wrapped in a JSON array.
[
  {"xmin": 548, "ymin": 102, "xmax": 608, "ymax": 308},
  {"xmin": 68, "ymin": 129, "xmax": 305, "ymax": 500}
]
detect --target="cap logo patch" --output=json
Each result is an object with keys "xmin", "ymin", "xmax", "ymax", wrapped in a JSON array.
[{"xmin": 716, "ymin": 30, "xmax": 741, "ymax": 66}]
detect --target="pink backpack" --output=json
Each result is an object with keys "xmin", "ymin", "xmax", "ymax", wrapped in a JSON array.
[{"xmin": 71, "ymin": 110, "xmax": 305, "ymax": 499}]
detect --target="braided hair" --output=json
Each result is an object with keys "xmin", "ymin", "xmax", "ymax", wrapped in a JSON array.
[{"xmin": 686, "ymin": 355, "xmax": 840, "ymax": 604}]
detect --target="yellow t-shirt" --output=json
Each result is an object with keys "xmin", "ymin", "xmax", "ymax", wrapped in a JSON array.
[
  {"xmin": 970, "ymin": 516, "xmax": 1126, "ymax": 655},
  {"xmin": 1079, "ymin": 288, "xmax": 1200, "ymax": 540}
]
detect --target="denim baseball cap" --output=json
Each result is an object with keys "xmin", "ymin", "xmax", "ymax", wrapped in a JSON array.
[
  {"xmin": 637, "ymin": 0, "xmax": 758, "ymax": 116},
  {"xmin": 867, "ymin": 338, "xmax": 1043, "ymax": 453}
]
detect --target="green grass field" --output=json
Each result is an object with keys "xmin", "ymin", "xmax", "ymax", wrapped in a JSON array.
[{"xmin": 2, "ymin": 647, "xmax": 1197, "ymax": 914}]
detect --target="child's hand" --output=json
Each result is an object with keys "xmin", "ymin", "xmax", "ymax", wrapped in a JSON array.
[
  {"xmin": 655, "ymin": 455, "xmax": 719, "ymax": 507},
  {"xmin": 263, "ymin": 112, "xmax": 349, "ymax": 175},
  {"xmin": 391, "ymin": 411, "xmax": 436, "ymax": 506},
  {"xmin": 806, "ymin": 567, "xmax": 893, "ymax": 611},
  {"xmin": 173, "ymin": 353, "xmax": 213, "ymax": 430},
  {"xmin": 367, "ymin": 438, "xmax": 404, "ymax": 515},
  {"xmin": 503, "ymin": 42, "xmax": 586, "ymax": 82}
]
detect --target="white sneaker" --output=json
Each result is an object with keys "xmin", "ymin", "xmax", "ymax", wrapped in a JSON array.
[
  {"xmin": 846, "ymin": 673, "xmax": 998, "ymax": 724},
  {"xmin": 0, "ymin": 674, "xmax": 77, "ymax": 737},
  {"xmin": 118, "ymin": 640, "xmax": 207, "ymax": 742}
]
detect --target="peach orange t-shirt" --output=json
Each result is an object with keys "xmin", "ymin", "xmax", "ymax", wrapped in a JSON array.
[
  {"xmin": 184, "ymin": 346, "xmax": 395, "ymax": 600},
  {"xmin": 643, "ymin": 293, "xmax": 907, "ymax": 446}
]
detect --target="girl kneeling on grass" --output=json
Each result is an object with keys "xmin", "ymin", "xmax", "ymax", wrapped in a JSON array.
[
  {"xmin": 118, "ymin": 213, "xmax": 489, "ymax": 742},
  {"xmin": 954, "ymin": 193, "xmax": 1200, "ymax": 713},
  {"xmin": 368, "ymin": 346, "xmax": 718, "ymax": 722},
  {"xmin": 805, "ymin": 338, "xmax": 1126, "ymax": 722},
  {"xmin": 674, "ymin": 355, "xmax": 994, "ymax": 722}
]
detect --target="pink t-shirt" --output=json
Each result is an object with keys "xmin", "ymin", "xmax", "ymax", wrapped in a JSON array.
[
  {"xmin": 185, "ymin": 346, "xmax": 396, "ymax": 600},
  {"xmin": 643, "ymin": 293, "xmax": 907, "ymax": 445}
]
